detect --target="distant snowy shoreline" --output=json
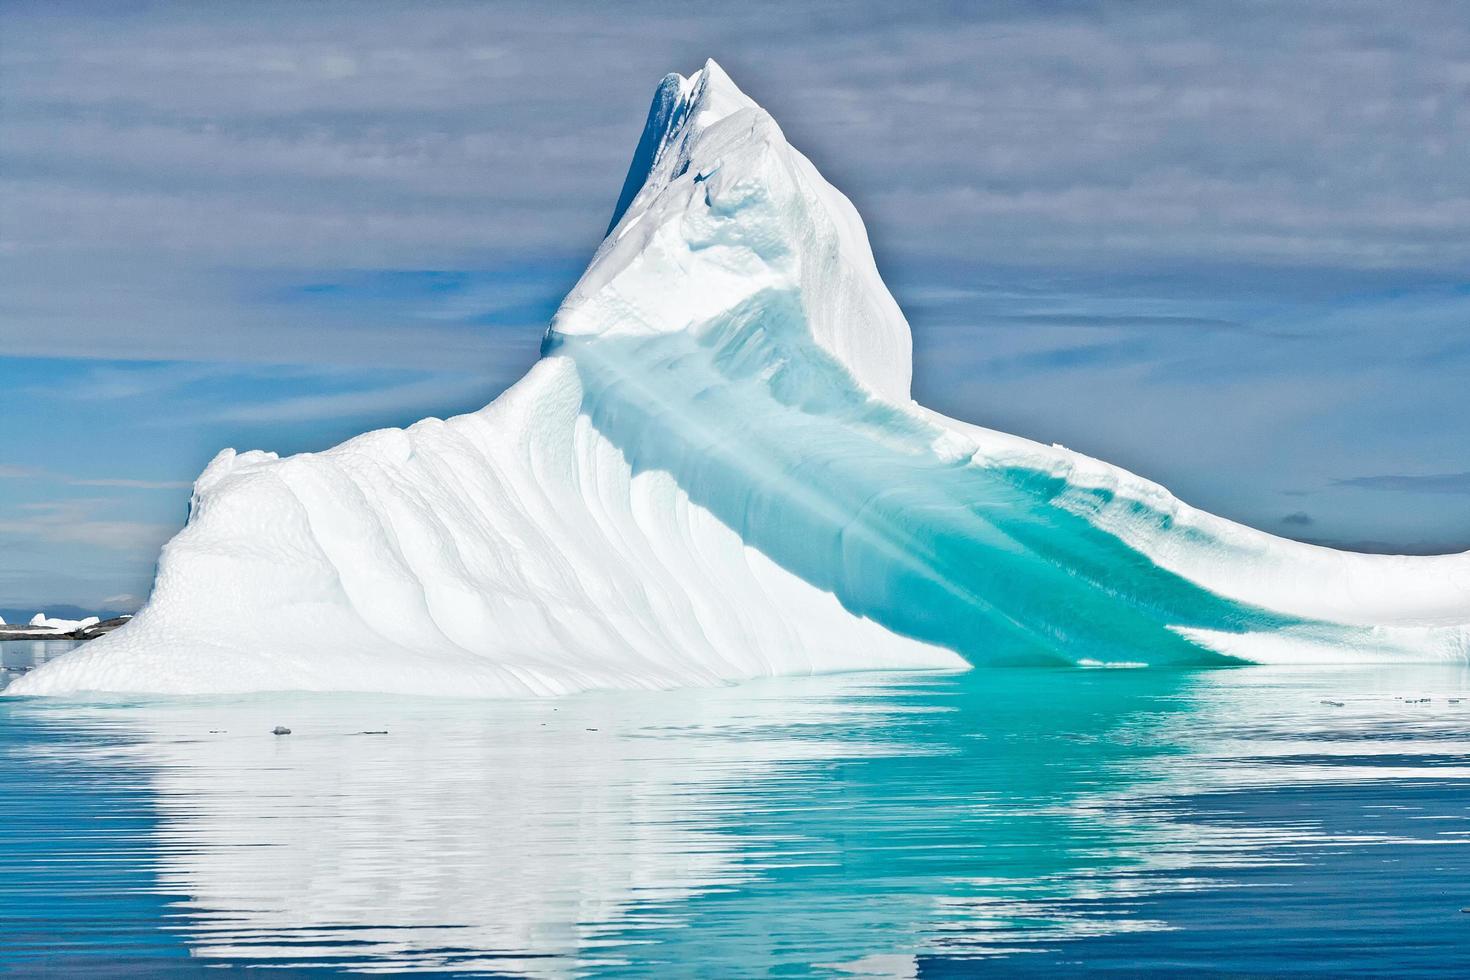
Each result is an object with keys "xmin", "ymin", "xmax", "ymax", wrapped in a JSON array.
[{"xmin": 0, "ymin": 613, "xmax": 131, "ymax": 641}]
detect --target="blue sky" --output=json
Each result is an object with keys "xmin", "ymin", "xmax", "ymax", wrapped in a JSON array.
[{"xmin": 1, "ymin": 0, "xmax": 1467, "ymax": 612}]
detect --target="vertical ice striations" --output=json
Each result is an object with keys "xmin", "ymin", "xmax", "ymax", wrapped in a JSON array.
[{"xmin": 10, "ymin": 61, "xmax": 1468, "ymax": 697}]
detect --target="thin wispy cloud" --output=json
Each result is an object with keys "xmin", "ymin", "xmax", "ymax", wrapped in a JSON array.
[
  {"xmin": 0, "ymin": 466, "xmax": 190, "ymax": 491},
  {"xmin": 1337, "ymin": 472, "xmax": 1470, "ymax": 495},
  {"xmin": 210, "ymin": 374, "xmax": 496, "ymax": 423},
  {"xmin": 69, "ymin": 478, "xmax": 193, "ymax": 490},
  {"xmin": 0, "ymin": 501, "xmax": 175, "ymax": 552},
  {"xmin": 1001, "ymin": 314, "xmax": 1248, "ymax": 332}
]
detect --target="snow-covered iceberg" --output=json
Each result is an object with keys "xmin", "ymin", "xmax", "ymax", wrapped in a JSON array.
[{"xmin": 12, "ymin": 61, "xmax": 1468, "ymax": 697}]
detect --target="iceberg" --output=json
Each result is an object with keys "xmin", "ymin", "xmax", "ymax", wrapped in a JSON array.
[{"xmin": 11, "ymin": 61, "xmax": 1468, "ymax": 697}]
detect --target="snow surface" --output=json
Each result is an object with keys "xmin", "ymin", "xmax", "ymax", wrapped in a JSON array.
[{"xmin": 11, "ymin": 61, "xmax": 1468, "ymax": 697}]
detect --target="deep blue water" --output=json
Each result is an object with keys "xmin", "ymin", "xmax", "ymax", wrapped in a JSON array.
[{"xmin": 2, "ymin": 641, "xmax": 1468, "ymax": 976}]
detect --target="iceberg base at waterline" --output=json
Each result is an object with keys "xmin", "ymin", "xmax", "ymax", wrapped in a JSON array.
[{"xmin": 11, "ymin": 61, "xmax": 1468, "ymax": 698}]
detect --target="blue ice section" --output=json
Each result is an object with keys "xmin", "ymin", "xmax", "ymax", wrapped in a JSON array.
[{"xmin": 547, "ymin": 288, "xmax": 1320, "ymax": 668}]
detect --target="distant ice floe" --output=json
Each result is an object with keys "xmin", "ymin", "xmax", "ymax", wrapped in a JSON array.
[
  {"xmin": 29, "ymin": 613, "xmax": 100, "ymax": 633},
  {"xmin": 1, "ymin": 613, "xmax": 123, "ymax": 641},
  {"xmin": 11, "ymin": 61, "xmax": 1467, "ymax": 697}
]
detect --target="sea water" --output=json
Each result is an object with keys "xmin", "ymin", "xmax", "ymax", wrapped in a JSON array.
[{"xmin": 2, "ymin": 655, "xmax": 1467, "ymax": 976}]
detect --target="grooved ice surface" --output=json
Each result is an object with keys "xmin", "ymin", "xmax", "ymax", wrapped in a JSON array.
[{"xmin": 13, "ymin": 62, "xmax": 1468, "ymax": 697}]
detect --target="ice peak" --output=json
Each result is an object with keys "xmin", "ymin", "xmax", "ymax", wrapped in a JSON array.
[
  {"xmin": 605, "ymin": 59, "xmax": 753, "ymax": 234},
  {"xmin": 683, "ymin": 59, "xmax": 753, "ymax": 127},
  {"xmin": 559, "ymin": 62, "xmax": 917, "ymax": 403}
]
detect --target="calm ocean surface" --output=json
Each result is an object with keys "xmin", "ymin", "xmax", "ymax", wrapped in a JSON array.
[{"xmin": 2, "ymin": 640, "xmax": 1468, "ymax": 976}]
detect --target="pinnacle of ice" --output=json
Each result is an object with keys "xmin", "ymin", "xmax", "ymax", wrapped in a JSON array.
[{"xmin": 11, "ymin": 60, "xmax": 1468, "ymax": 697}]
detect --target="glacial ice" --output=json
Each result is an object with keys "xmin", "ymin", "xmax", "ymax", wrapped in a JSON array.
[{"xmin": 11, "ymin": 61, "xmax": 1468, "ymax": 697}]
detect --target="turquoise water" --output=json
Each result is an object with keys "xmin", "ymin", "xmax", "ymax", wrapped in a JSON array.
[{"xmin": 3, "ymin": 645, "xmax": 1469, "ymax": 975}]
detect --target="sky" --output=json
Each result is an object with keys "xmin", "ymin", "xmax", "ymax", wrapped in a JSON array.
[{"xmin": 1, "ymin": 0, "xmax": 1467, "ymax": 613}]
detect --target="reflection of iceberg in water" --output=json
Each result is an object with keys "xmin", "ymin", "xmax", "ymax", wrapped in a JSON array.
[
  {"xmin": 0, "ymin": 639, "xmax": 82, "ymax": 691},
  {"xmin": 98, "ymin": 680, "xmax": 944, "ymax": 976},
  {"xmin": 12, "ymin": 61, "xmax": 1468, "ymax": 697},
  {"xmin": 21, "ymin": 665, "xmax": 1468, "ymax": 974}
]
